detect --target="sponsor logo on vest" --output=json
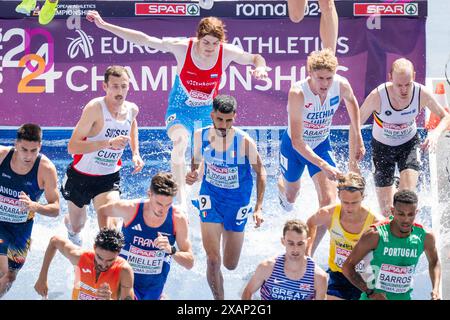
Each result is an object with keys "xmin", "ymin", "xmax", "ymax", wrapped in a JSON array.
[
  {"xmin": 385, "ymin": 110, "xmax": 392, "ymax": 116},
  {"xmin": 330, "ymin": 95, "xmax": 339, "ymax": 106},
  {"xmin": 383, "ymin": 247, "xmax": 418, "ymax": 258},
  {"xmin": 81, "ymin": 268, "xmax": 92, "ymax": 274},
  {"xmin": 1, "ymin": 173, "xmax": 11, "ymax": 179},
  {"xmin": 400, "ymin": 109, "xmax": 416, "ymax": 116},
  {"xmin": 131, "ymin": 224, "xmax": 142, "ymax": 231}
]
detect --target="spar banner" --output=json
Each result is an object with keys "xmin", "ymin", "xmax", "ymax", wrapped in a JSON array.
[{"xmin": 0, "ymin": 1, "xmax": 427, "ymax": 127}]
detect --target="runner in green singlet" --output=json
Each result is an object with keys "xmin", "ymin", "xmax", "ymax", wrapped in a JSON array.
[{"xmin": 342, "ymin": 190, "xmax": 441, "ymax": 300}]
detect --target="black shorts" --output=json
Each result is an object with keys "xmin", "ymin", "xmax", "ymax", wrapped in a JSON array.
[
  {"xmin": 327, "ymin": 269, "xmax": 362, "ymax": 300},
  {"xmin": 371, "ymin": 134, "xmax": 421, "ymax": 187},
  {"xmin": 60, "ymin": 164, "xmax": 121, "ymax": 208}
]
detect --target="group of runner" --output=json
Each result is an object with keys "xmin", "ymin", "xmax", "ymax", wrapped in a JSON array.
[{"xmin": 1, "ymin": 1, "xmax": 448, "ymax": 300}]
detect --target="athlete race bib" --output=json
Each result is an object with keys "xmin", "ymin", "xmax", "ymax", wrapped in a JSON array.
[
  {"xmin": 93, "ymin": 149, "xmax": 123, "ymax": 169},
  {"xmin": 185, "ymin": 89, "xmax": 213, "ymax": 107},
  {"xmin": 382, "ymin": 121, "xmax": 415, "ymax": 141},
  {"xmin": 375, "ymin": 263, "xmax": 414, "ymax": 294},
  {"xmin": 334, "ymin": 247, "xmax": 365, "ymax": 273},
  {"xmin": 206, "ymin": 164, "xmax": 239, "ymax": 189},
  {"xmin": 0, "ymin": 194, "xmax": 29, "ymax": 223},
  {"xmin": 125, "ymin": 245, "xmax": 165, "ymax": 275}
]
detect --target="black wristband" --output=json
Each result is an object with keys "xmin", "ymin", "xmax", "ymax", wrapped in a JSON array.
[
  {"xmin": 365, "ymin": 288, "xmax": 375, "ymax": 297},
  {"xmin": 170, "ymin": 245, "xmax": 177, "ymax": 255}
]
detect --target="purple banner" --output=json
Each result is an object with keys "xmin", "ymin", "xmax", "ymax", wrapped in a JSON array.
[{"xmin": 0, "ymin": 2, "xmax": 426, "ymax": 127}]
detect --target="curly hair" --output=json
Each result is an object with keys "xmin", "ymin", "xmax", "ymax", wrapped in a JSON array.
[
  {"xmin": 307, "ymin": 48, "xmax": 338, "ymax": 73},
  {"xmin": 94, "ymin": 228, "xmax": 125, "ymax": 253}
]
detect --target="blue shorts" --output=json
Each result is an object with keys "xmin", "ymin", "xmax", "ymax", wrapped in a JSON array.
[
  {"xmin": 327, "ymin": 269, "xmax": 362, "ymax": 300},
  {"xmin": 192, "ymin": 194, "xmax": 253, "ymax": 232},
  {"xmin": 279, "ymin": 132, "xmax": 336, "ymax": 182},
  {"xmin": 0, "ymin": 219, "xmax": 33, "ymax": 270},
  {"xmin": 165, "ymin": 104, "xmax": 213, "ymax": 137},
  {"xmin": 134, "ymin": 284, "xmax": 164, "ymax": 300}
]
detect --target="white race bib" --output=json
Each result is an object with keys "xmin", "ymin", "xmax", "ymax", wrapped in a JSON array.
[
  {"xmin": 126, "ymin": 245, "xmax": 165, "ymax": 275},
  {"xmin": 334, "ymin": 247, "xmax": 365, "ymax": 273},
  {"xmin": 375, "ymin": 263, "xmax": 414, "ymax": 294},
  {"xmin": 206, "ymin": 164, "xmax": 239, "ymax": 189}
]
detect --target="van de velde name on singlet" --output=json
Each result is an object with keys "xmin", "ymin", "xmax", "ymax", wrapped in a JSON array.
[{"xmin": 383, "ymin": 247, "xmax": 418, "ymax": 258}]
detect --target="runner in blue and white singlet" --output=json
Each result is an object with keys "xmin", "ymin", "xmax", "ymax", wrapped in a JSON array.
[
  {"xmin": 260, "ymin": 255, "xmax": 316, "ymax": 300},
  {"xmin": 242, "ymin": 219, "xmax": 327, "ymax": 300},
  {"xmin": 280, "ymin": 74, "xmax": 342, "ymax": 182},
  {"xmin": 277, "ymin": 49, "xmax": 364, "ymax": 216}
]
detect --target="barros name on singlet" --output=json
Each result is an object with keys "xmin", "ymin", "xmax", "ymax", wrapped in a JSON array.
[{"xmin": 383, "ymin": 247, "xmax": 418, "ymax": 258}]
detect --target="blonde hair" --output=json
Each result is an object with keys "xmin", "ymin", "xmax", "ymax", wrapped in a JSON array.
[
  {"xmin": 196, "ymin": 17, "xmax": 227, "ymax": 42},
  {"xmin": 307, "ymin": 48, "xmax": 338, "ymax": 73},
  {"xmin": 337, "ymin": 172, "xmax": 366, "ymax": 194},
  {"xmin": 390, "ymin": 58, "xmax": 414, "ymax": 75}
]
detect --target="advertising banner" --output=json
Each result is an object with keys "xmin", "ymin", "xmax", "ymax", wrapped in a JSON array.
[{"xmin": 0, "ymin": 1, "xmax": 427, "ymax": 127}]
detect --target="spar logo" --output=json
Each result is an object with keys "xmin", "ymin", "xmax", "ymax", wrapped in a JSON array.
[
  {"xmin": 135, "ymin": 3, "xmax": 200, "ymax": 16},
  {"xmin": 353, "ymin": 3, "xmax": 418, "ymax": 16},
  {"xmin": 66, "ymin": 29, "xmax": 94, "ymax": 59}
]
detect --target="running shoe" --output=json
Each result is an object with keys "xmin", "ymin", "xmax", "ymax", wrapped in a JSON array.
[
  {"xmin": 15, "ymin": 0, "xmax": 37, "ymax": 16},
  {"xmin": 38, "ymin": 0, "xmax": 58, "ymax": 25},
  {"xmin": 64, "ymin": 216, "xmax": 83, "ymax": 247},
  {"xmin": 278, "ymin": 191, "xmax": 294, "ymax": 212}
]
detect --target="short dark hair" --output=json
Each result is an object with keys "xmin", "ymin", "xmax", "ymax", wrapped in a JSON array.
[
  {"xmin": 94, "ymin": 228, "xmax": 125, "ymax": 253},
  {"xmin": 150, "ymin": 172, "xmax": 178, "ymax": 197},
  {"xmin": 393, "ymin": 190, "xmax": 418, "ymax": 207},
  {"xmin": 283, "ymin": 219, "xmax": 309, "ymax": 236},
  {"xmin": 104, "ymin": 65, "xmax": 130, "ymax": 84},
  {"xmin": 17, "ymin": 123, "xmax": 42, "ymax": 143},
  {"xmin": 212, "ymin": 95, "xmax": 237, "ymax": 114}
]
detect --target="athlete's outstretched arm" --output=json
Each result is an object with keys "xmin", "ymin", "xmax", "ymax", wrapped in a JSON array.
[
  {"xmin": 306, "ymin": 206, "xmax": 333, "ymax": 256},
  {"xmin": 186, "ymin": 129, "xmax": 204, "ymax": 185},
  {"xmin": 245, "ymin": 137, "xmax": 266, "ymax": 228},
  {"xmin": 34, "ymin": 236, "xmax": 82, "ymax": 298},
  {"xmin": 163, "ymin": 208, "xmax": 194, "ymax": 269},
  {"xmin": 423, "ymin": 231, "xmax": 441, "ymax": 300},
  {"xmin": 223, "ymin": 43, "xmax": 268, "ymax": 80},
  {"xmin": 341, "ymin": 80, "xmax": 365, "ymax": 164},
  {"xmin": 97, "ymin": 199, "xmax": 137, "ymax": 225},
  {"xmin": 86, "ymin": 10, "xmax": 174, "ymax": 52},
  {"xmin": 118, "ymin": 264, "xmax": 135, "ymax": 300},
  {"xmin": 241, "ymin": 259, "xmax": 274, "ymax": 299},
  {"xmin": 342, "ymin": 228, "xmax": 386, "ymax": 300},
  {"xmin": 288, "ymin": 86, "xmax": 341, "ymax": 180},
  {"xmin": 129, "ymin": 105, "xmax": 144, "ymax": 174},
  {"xmin": 19, "ymin": 157, "xmax": 60, "ymax": 217}
]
